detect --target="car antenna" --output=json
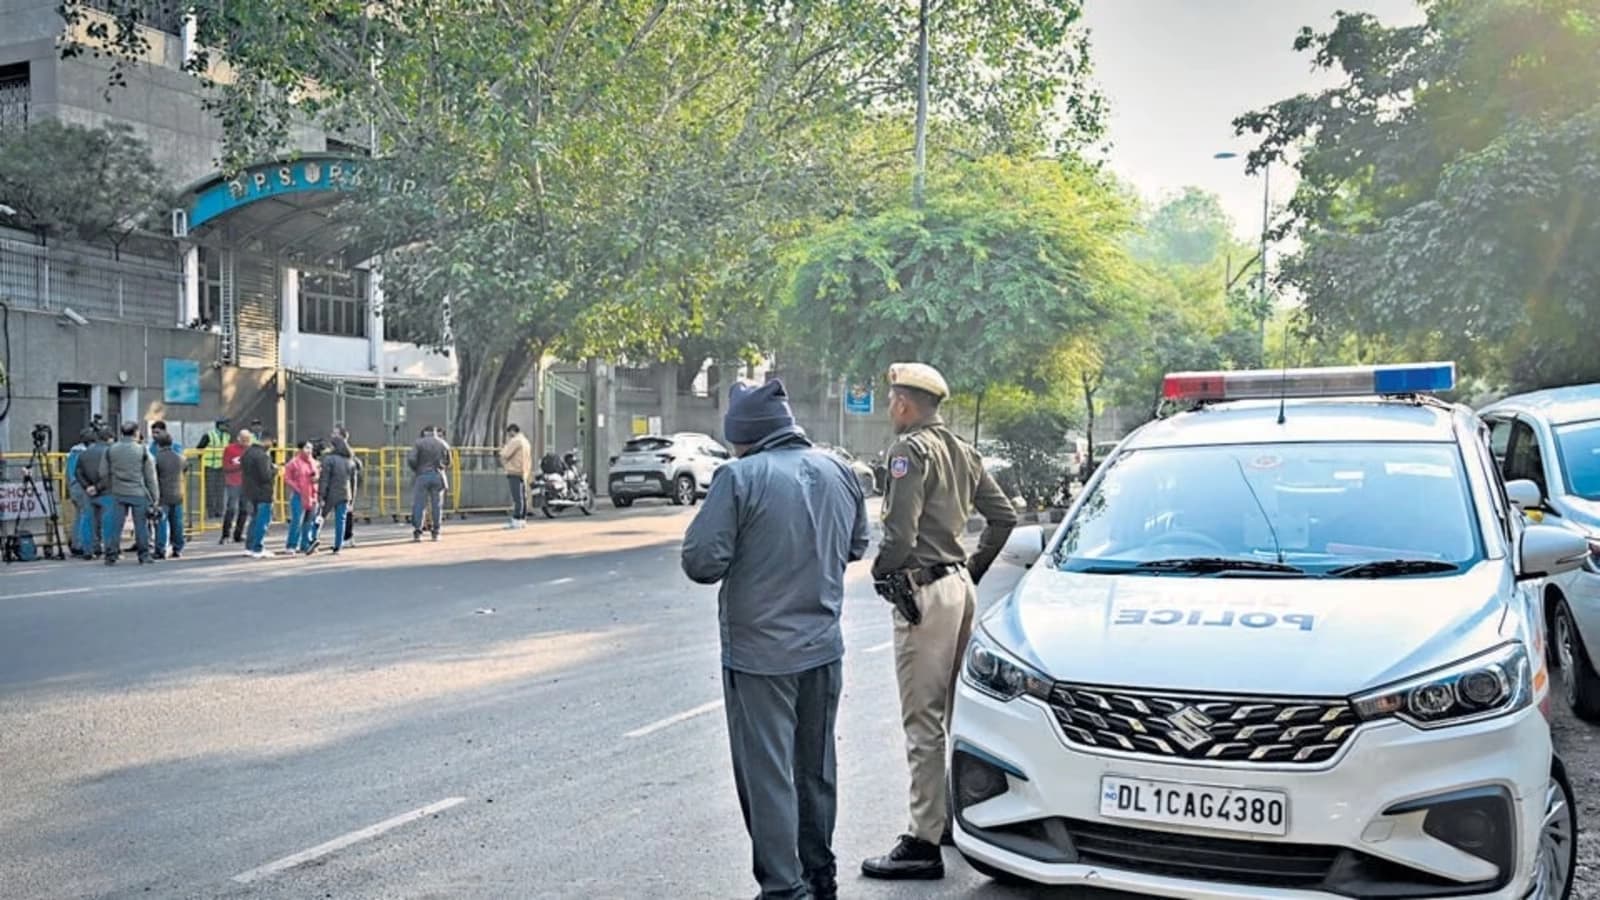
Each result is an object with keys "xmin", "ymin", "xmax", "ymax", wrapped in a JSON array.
[{"xmin": 1275, "ymin": 316, "xmax": 1292, "ymax": 426}]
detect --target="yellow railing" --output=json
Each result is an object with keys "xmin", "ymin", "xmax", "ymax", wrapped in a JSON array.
[{"xmin": 2, "ymin": 444, "xmax": 523, "ymax": 542}]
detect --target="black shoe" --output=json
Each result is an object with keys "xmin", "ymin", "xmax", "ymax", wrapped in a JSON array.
[
  {"xmin": 138, "ymin": 555, "xmax": 152, "ymax": 565},
  {"xmin": 805, "ymin": 862, "xmax": 838, "ymax": 900},
  {"xmin": 152, "ymin": 551, "xmax": 166, "ymax": 560},
  {"xmin": 219, "ymin": 534, "xmax": 229, "ymax": 545},
  {"xmin": 431, "ymin": 531, "xmax": 439, "ymax": 542},
  {"xmin": 171, "ymin": 550, "xmax": 182, "ymax": 559},
  {"xmin": 104, "ymin": 556, "xmax": 118, "ymax": 566},
  {"xmin": 413, "ymin": 531, "xmax": 422, "ymax": 542},
  {"xmin": 861, "ymin": 835, "xmax": 944, "ymax": 880}
]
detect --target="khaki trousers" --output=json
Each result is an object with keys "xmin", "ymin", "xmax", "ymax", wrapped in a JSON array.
[{"xmin": 892, "ymin": 569, "xmax": 976, "ymax": 843}]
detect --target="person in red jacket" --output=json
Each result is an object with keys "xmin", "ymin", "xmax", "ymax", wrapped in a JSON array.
[
  {"xmin": 220, "ymin": 431, "xmax": 249, "ymax": 543},
  {"xmin": 283, "ymin": 441, "xmax": 321, "ymax": 554}
]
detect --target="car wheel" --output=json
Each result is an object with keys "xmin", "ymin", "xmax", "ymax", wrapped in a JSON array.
[
  {"xmin": 1552, "ymin": 601, "xmax": 1600, "ymax": 721},
  {"xmin": 1529, "ymin": 760, "xmax": 1577, "ymax": 900},
  {"xmin": 671, "ymin": 475, "xmax": 696, "ymax": 506},
  {"xmin": 611, "ymin": 496, "xmax": 633, "ymax": 509},
  {"xmin": 958, "ymin": 853, "xmax": 1031, "ymax": 887}
]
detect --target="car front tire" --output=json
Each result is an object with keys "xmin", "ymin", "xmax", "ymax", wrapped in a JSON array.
[
  {"xmin": 1530, "ymin": 759, "xmax": 1577, "ymax": 900},
  {"xmin": 1552, "ymin": 600, "xmax": 1600, "ymax": 721}
]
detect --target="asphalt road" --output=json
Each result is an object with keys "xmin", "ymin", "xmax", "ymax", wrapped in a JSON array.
[{"xmin": 1, "ymin": 503, "xmax": 1597, "ymax": 900}]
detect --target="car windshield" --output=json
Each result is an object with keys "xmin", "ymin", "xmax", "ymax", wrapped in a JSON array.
[
  {"xmin": 1056, "ymin": 441, "xmax": 1483, "ymax": 576},
  {"xmin": 623, "ymin": 438, "xmax": 672, "ymax": 453},
  {"xmin": 1556, "ymin": 421, "xmax": 1600, "ymax": 500}
]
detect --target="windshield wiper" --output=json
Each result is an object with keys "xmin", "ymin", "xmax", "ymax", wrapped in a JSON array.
[
  {"xmin": 1134, "ymin": 557, "xmax": 1308, "ymax": 576},
  {"xmin": 1326, "ymin": 559, "xmax": 1461, "ymax": 578}
]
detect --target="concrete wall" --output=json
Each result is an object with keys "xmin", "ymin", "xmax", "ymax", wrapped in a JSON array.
[{"xmin": 0, "ymin": 304, "xmax": 278, "ymax": 451}]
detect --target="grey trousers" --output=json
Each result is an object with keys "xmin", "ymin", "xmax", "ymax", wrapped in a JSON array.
[{"xmin": 723, "ymin": 660, "xmax": 842, "ymax": 900}]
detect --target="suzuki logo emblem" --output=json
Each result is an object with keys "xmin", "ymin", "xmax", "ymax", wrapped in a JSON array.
[{"xmin": 1165, "ymin": 706, "xmax": 1216, "ymax": 752}]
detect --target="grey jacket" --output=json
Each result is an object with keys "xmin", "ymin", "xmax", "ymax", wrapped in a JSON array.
[
  {"xmin": 78, "ymin": 443, "xmax": 111, "ymax": 494},
  {"xmin": 319, "ymin": 445, "xmax": 356, "ymax": 508},
  {"xmin": 103, "ymin": 438, "xmax": 158, "ymax": 503},
  {"xmin": 681, "ymin": 428, "xmax": 870, "ymax": 676},
  {"xmin": 407, "ymin": 435, "xmax": 451, "ymax": 476},
  {"xmin": 155, "ymin": 446, "xmax": 187, "ymax": 506}
]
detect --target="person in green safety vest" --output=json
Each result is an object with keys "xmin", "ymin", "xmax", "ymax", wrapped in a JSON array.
[{"xmin": 195, "ymin": 417, "xmax": 231, "ymax": 517}]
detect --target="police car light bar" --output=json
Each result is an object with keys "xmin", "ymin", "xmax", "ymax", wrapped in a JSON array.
[{"xmin": 1162, "ymin": 362, "xmax": 1457, "ymax": 403}]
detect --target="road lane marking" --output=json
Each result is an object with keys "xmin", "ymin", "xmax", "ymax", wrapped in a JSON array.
[
  {"xmin": 624, "ymin": 700, "xmax": 724, "ymax": 739},
  {"xmin": 230, "ymin": 796, "xmax": 466, "ymax": 884},
  {"xmin": 548, "ymin": 577, "xmax": 576, "ymax": 586},
  {"xmin": 864, "ymin": 641, "xmax": 894, "ymax": 653},
  {"xmin": 5, "ymin": 587, "xmax": 94, "ymax": 600}
]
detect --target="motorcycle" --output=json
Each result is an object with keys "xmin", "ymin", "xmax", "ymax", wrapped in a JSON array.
[{"xmin": 534, "ymin": 451, "xmax": 596, "ymax": 518}]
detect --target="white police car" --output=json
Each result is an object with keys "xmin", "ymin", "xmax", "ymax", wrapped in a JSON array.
[{"xmin": 951, "ymin": 363, "xmax": 1590, "ymax": 899}]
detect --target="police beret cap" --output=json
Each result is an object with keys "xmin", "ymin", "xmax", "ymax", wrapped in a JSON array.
[{"xmin": 888, "ymin": 362, "xmax": 949, "ymax": 399}]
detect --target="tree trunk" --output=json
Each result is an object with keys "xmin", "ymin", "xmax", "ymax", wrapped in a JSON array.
[
  {"xmin": 1082, "ymin": 372, "xmax": 1097, "ymax": 466},
  {"xmin": 454, "ymin": 342, "xmax": 535, "ymax": 447}
]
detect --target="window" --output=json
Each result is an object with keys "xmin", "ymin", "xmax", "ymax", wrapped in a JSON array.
[
  {"xmin": 1554, "ymin": 421, "xmax": 1600, "ymax": 501},
  {"xmin": 198, "ymin": 246, "xmax": 225, "ymax": 325},
  {"xmin": 1057, "ymin": 442, "xmax": 1483, "ymax": 574},
  {"xmin": 1505, "ymin": 420, "xmax": 1547, "ymax": 494},
  {"xmin": 85, "ymin": 0, "xmax": 183, "ymax": 33},
  {"xmin": 0, "ymin": 63, "xmax": 28, "ymax": 134},
  {"xmin": 701, "ymin": 441, "xmax": 730, "ymax": 460},
  {"xmin": 299, "ymin": 269, "xmax": 369, "ymax": 338}
]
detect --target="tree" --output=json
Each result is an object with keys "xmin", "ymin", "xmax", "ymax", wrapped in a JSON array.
[
  {"xmin": 785, "ymin": 156, "xmax": 1136, "ymax": 396},
  {"xmin": 1236, "ymin": 0, "xmax": 1600, "ymax": 390},
  {"xmin": 63, "ymin": 0, "xmax": 1109, "ymax": 445},
  {"xmin": 0, "ymin": 121, "xmax": 167, "ymax": 246}
]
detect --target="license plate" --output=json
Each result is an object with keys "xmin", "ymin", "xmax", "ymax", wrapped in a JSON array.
[
  {"xmin": 1100, "ymin": 776, "xmax": 1287, "ymax": 836},
  {"xmin": 624, "ymin": 475, "xmax": 645, "ymax": 483}
]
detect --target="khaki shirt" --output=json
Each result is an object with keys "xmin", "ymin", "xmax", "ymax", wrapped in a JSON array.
[{"xmin": 873, "ymin": 416, "xmax": 1018, "ymax": 581}]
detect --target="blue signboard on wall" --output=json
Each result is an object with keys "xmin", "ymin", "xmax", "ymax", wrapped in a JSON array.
[
  {"xmin": 845, "ymin": 385, "xmax": 874, "ymax": 415},
  {"xmin": 163, "ymin": 358, "xmax": 201, "ymax": 405}
]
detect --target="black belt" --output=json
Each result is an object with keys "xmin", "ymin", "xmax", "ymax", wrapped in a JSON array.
[{"xmin": 909, "ymin": 562, "xmax": 964, "ymax": 588}]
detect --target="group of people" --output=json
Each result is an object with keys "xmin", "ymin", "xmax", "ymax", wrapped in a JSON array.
[
  {"xmin": 64, "ymin": 418, "xmax": 368, "ymax": 563},
  {"xmin": 682, "ymin": 362, "xmax": 1018, "ymax": 900}
]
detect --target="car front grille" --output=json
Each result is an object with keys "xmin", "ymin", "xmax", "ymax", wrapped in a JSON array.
[
  {"xmin": 1065, "ymin": 819, "xmax": 1337, "ymax": 887},
  {"xmin": 1047, "ymin": 683, "xmax": 1358, "ymax": 765}
]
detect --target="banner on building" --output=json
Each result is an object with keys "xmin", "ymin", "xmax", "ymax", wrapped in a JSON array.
[{"xmin": 0, "ymin": 481, "xmax": 57, "ymax": 522}]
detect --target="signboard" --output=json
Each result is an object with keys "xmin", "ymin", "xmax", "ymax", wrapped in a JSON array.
[
  {"xmin": 0, "ymin": 481, "xmax": 56, "ymax": 522},
  {"xmin": 185, "ymin": 156, "xmax": 415, "ymax": 231},
  {"xmin": 163, "ymin": 358, "xmax": 202, "ymax": 405},
  {"xmin": 845, "ymin": 385, "xmax": 874, "ymax": 416}
]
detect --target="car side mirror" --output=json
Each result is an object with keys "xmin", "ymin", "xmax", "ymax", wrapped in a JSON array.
[
  {"xmin": 1000, "ymin": 525, "xmax": 1046, "ymax": 569},
  {"xmin": 1505, "ymin": 479, "xmax": 1544, "ymax": 511},
  {"xmin": 1518, "ymin": 523, "xmax": 1591, "ymax": 580}
]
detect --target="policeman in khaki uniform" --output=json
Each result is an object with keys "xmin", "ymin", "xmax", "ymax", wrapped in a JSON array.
[{"xmin": 862, "ymin": 363, "xmax": 1017, "ymax": 881}]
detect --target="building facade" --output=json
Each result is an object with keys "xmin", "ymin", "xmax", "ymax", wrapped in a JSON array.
[{"xmin": 0, "ymin": 0, "xmax": 454, "ymax": 454}]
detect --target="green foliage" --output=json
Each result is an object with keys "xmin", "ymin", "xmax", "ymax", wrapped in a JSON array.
[
  {"xmin": 1237, "ymin": 0, "xmax": 1600, "ymax": 390},
  {"xmin": 0, "ymin": 121, "xmax": 167, "ymax": 243},
  {"xmin": 785, "ymin": 156, "xmax": 1135, "ymax": 393},
  {"xmin": 983, "ymin": 386, "xmax": 1078, "ymax": 508}
]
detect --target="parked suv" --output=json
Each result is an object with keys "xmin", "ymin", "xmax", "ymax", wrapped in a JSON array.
[
  {"xmin": 955, "ymin": 363, "xmax": 1587, "ymax": 900},
  {"xmin": 1480, "ymin": 385, "xmax": 1600, "ymax": 720},
  {"xmin": 607, "ymin": 433, "xmax": 729, "ymax": 508}
]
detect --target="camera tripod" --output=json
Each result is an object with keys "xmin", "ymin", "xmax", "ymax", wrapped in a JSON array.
[{"xmin": 3, "ymin": 440, "xmax": 67, "ymax": 563}]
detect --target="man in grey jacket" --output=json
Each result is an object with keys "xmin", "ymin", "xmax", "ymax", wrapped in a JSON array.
[
  {"xmin": 407, "ymin": 426, "xmax": 451, "ymax": 542},
  {"xmin": 100, "ymin": 420, "xmax": 159, "ymax": 566},
  {"xmin": 682, "ymin": 379, "xmax": 869, "ymax": 900}
]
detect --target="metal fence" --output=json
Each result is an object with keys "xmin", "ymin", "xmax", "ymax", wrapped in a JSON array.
[
  {"xmin": 0, "ymin": 234, "xmax": 182, "ymax": 326},
  {"xmin": 1, "ymin": 445, "xmax": 525, "ymax": 553}
]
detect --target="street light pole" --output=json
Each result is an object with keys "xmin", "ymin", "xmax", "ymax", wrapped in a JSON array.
[{"xmin": 1214, "ymin": 151, "xmax": 1270, "ymax": 359}]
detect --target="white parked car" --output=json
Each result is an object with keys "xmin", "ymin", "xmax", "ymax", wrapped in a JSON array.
[
  {"xmin": 1480, "ymin": 386, "xmax": 1600, "ymax": 720},
  {"xmin": 954, "ymin": 363, "xmax": 1587, "ymax": 900},
  {"xmin": 606, "ymin": 433, "xmax": 729, "ymax": 508}
]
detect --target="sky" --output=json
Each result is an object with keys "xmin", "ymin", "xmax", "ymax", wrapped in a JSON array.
[{"xmin": 1081, "ymin": 0, "xmax": 1426, "ymax": 240}]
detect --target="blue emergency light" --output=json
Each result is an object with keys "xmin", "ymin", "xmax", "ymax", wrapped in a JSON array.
[{"xmin": 1162, "ymin": 362, "xmax": 1457, "ymax": 403}]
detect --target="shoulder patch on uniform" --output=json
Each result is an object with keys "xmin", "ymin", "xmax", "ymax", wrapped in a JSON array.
[{"xmin": 890, "ymin": 456, "xmax": 910, "ymax": 479}]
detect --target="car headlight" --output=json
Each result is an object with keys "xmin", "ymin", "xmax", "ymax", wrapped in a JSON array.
[
  {"xmin": 963, "ymin": 630, "xmax": 1052, "ymax": 703},
  {"xmin": 1353, "ymin": 642, "xmax": 1531, "ymax": 729}
]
